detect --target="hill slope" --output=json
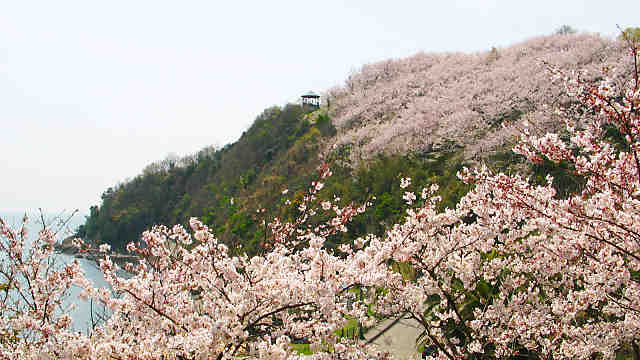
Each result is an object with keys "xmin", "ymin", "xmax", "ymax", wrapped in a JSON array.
[
  {"xmin": 328, "ymin": 33, "xmax": 630, "ymax": 164},
  {"xmin": 78, "ymin": 33, "xmax": 632, "ymax": 254}
]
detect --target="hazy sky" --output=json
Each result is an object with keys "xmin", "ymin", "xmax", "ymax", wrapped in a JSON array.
[{"xmin": 1, "ymin": 0, "xmax": 638, "ymax": 214}]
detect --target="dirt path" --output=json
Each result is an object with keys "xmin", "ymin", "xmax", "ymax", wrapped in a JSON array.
[{"xmin": 363, "ymin": 315, "xmax": 423, "ymax": 359}]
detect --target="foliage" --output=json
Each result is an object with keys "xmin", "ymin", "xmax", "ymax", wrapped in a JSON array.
[
  {"xmin": 320, "ymin": 152, "xmax": 470, "ymax": 247},
  {"xmin": 82, "ymin": 104, "xmax": 321, "ymax": 253},
  {"xmin": 619, "ymin": 27, "xmax": 640, "ymax": 44},
  {"xmin": 555, "ymin": 24, "xmax": 577, "ymax": 35},
  {"xmin": 81, "ymin": 104, "xmax": 471, "ymax": 257}
]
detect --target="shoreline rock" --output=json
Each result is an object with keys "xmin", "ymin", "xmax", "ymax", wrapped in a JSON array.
[
  {"xmin": 54, "ymin": 235, "xmax": 79, "ymax": 255},
  {"xmin": 54, "ymin": 236, "xmax": 138, "ymax": 267}
]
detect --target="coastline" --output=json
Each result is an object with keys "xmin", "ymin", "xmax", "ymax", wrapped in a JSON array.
[{"xmin": 54, "ymin": 235, "xmax": 139, "ymax": 267}]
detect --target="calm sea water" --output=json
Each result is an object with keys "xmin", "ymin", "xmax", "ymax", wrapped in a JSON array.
[
  {"xmin": 1, "ymin": 211, "xmax": 114, "ymax": 333},
  {"xmin": 58, "ymin": 253, "xmax": 113, "ymax": 332}
]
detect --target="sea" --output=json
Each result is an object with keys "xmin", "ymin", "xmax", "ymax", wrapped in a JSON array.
[{"xmin": 0, "ymin": 211, "xmax": 114, "ymax": 333}]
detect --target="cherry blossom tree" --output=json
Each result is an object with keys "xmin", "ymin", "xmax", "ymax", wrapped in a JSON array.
[
  {"xmin": 0, "ymin": 167, "xmax": 385, "ymax": 359},
  {"xmin": 0, "ymin": 214, "xmax": 93, "ymax": 359},
  {"xmin": 78, "ymin": 165, "xmax": 386, "ymax": 360},
  {"xmin": 357, "ymin": 42, "xmax": 640, "ymax": 359}
]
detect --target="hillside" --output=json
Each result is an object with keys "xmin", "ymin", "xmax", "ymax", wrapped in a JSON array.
[
  {"xmin": 78, "ymin": 33, "xmax": 632, "ymax": 254},
  {"xmin": 327, "ymin": 34, "xmax": 631, "ymax": 164}
]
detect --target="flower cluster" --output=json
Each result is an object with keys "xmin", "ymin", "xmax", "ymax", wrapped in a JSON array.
[
  {"xmin": 360, "ymin": 45, "xmax": 640, "ymax": 359},
  {"xmin": 0, "ymin": 215, "xmax": 93, "ymax": 359}
]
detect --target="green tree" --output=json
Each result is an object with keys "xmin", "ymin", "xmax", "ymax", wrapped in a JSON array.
[
  {"xmin": 619, "ymin": 26, "xmax": 640, "ymax": 43},
  {"xmin": 554, "ymin": 24, "xmax": 577, "ymax": 35}
]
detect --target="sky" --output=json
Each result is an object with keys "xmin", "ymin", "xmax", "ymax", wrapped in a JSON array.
[{"xmin": 1, "ymin": 0, "xmax": 639, "ymax": 215}]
